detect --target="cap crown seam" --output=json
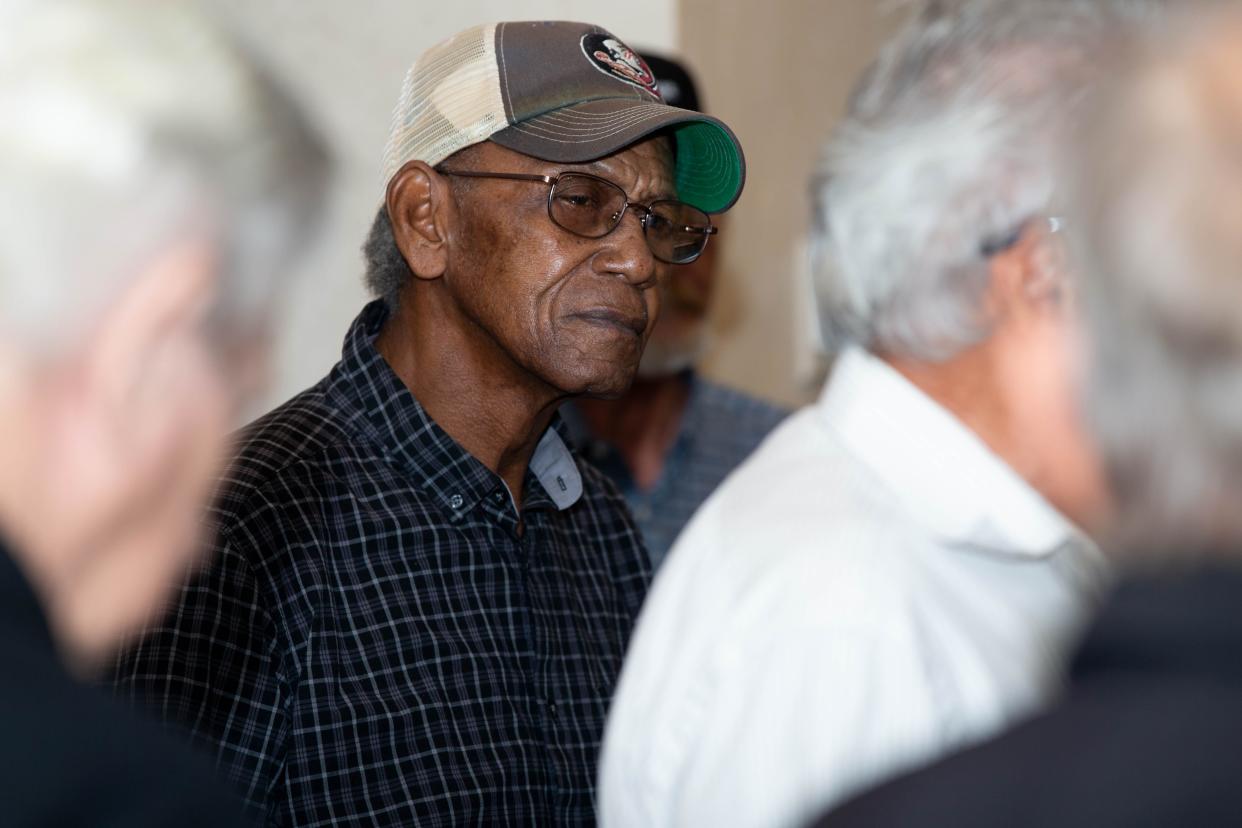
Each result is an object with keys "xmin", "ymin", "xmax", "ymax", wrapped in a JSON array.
[{"xmin": 496, "ymin": 22, "xmax": 516, "ymax": 126}]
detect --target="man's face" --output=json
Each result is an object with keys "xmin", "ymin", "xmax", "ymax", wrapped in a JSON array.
[
  {"xmin": 441, "ymin": 137, "xmax": 674, "ymax": 398},
  {"xmin": 8, "ymin": 238, "xmax": 275, "ymax": 670},
  {"xmin": 992, "ymin": 232, "xmax": 1111, "ymax": 533}
]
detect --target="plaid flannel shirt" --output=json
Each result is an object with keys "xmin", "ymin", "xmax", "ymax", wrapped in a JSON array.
[{"xmin": 114, "ymin": 301, "xmax": 651, "ymax": 827}]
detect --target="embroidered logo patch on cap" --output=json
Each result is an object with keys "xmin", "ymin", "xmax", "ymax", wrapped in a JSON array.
[{"xmin": 580, "ymin": 33, "xmax": 659, "ymax": 97}]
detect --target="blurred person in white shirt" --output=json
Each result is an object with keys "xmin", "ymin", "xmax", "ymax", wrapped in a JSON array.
[
  {"xmin": 819, "ymin": 5, "xmax": 1242, "ymax": 824},
  {"xmin": 598, "ymin": 2, "xmax": 1160, "ymax": 827}
]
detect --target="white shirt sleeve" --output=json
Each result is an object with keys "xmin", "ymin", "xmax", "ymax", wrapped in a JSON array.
[
  {"xmin": 669, "ymin": 623, "xmax": 939, "ymax": 828},
  {"xmin": 600, "ymin": 534, "xmax": 945, "ymax": 828}
]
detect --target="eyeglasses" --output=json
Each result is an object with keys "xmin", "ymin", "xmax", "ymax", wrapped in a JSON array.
[
  {"xmin": 980, "ymin": 216, "xmax": 1065, "ymax": 258},
  {"xmin": 437, "ymin": 169, "xmax": 718, "ymax": 265}
]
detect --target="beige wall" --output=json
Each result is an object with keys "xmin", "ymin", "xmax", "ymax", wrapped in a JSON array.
[{"xmin": 682, "ymin": 0, "xmax": 904, "ymax": 408}]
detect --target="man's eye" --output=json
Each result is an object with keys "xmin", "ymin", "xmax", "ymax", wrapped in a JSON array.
[
  {"xmin": 557, "ymin": 193, "xmax": 597, "ymax": 208},
  {"xmin": 645, "ymin": 213, "xmax": 673, "ymax": 231}
]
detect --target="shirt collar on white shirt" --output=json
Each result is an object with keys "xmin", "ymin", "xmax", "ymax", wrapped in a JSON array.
[{"xmin": 818, "ymin": 346, "xmax": 1086, "ymax": 560}]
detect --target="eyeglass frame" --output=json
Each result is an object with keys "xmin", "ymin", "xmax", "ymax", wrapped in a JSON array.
[
  {"xmin": 979, "ymin": 215, "xmax": 1065, "ymax": 258},
  {"xmin": 436, "ymin": 168, "xmax": 719, "ymax": 265}
]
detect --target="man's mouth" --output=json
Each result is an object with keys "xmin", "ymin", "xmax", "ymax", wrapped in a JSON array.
[{"xmin": 572, "ymin": 308, "xmax": 648, "ymax": 337}]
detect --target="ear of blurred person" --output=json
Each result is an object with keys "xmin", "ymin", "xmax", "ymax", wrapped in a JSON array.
[
  {"xmin": 989, "ymin": 220, "xmax": 1113, "ymax": 535},
  {"xmin": 886, "ymin": 214, "xmax": 1112, "ymax": 535}
]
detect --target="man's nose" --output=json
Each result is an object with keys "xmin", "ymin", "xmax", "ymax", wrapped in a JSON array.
[{"xmin": 595, "ymin": 207, "xmax": 657, "ymax": 288}]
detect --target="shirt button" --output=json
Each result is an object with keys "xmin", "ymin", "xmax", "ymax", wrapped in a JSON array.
[
  {"xmin": 448, "ymin": 493, "xmax": 464, "ymax": 509},
  {"xmin": 492, "ymin": 491, "xmax": 506, "ymax": 504},
  {"xmin": 547, "ymin": 700, "xmax": 558, "ymax": 717}
]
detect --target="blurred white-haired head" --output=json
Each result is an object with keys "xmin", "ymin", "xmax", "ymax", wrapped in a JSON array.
[
  {"xmin": 0, "ymin": 0, "xmax": 328, "ymax": 352},
  {"xmin": 0, "ymin": 0, "xmax": 329, "ymax": 670},
  {"xmin": 813, "ymin": 0, "xmax": 1163, "ymax": 361},
  {"xmin": 1069, "ymin": 2, "xmax": 1242, "ymax": 560}
]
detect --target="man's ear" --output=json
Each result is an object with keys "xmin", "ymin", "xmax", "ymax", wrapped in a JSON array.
[
  {"xmin": 986, "ymin": 221, "xmax": 1066, "ymax": 322},
  {"xmin": 386, "ymin": 160, "xmax": 455, "ymax": 282}
]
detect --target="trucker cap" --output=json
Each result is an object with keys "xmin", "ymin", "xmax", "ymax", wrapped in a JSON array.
[{"xmin": 381, "ymin": 21, "xmax": 745, "ymax": 213}]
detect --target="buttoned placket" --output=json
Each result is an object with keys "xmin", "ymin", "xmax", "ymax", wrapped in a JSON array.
[{"xmin": 477, "ymin": 481, "xmax": 555, "ymax": 778}]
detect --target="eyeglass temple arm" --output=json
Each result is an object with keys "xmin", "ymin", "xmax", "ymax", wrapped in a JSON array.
[
  {"xmin": 666, "ymin": 223, "xmax": 717, "ymax": 235},
  {"xmin": 437, "ymin": 169, "xmax": 556, "ymax": 185}
]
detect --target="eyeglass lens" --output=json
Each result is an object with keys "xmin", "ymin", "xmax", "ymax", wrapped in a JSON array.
[{"xmin": 548, "ymin": 173, "xmax": 712, "ymax": 265}]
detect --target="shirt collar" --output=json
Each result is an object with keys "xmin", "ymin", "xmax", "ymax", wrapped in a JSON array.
[
  {"xmin": 326, "ymin": 301, "xmax": 583, "ymax": 517},
  {"xmin": 530, "ymin": 426, "xmax": 583, "ymax": 510},
  {"xmin": 819, "ymin": 346, "xmax": 1087, "ymax": 560}
]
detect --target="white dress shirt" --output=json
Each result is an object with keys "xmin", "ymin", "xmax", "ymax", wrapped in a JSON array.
[{"xmin": 598, "ymin": 346, "xmax": 1108, "ymax": 828}]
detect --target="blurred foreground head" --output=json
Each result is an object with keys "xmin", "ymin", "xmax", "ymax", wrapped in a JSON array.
[
  {"xmin": 813, "ymin": 0, "xmax": 1159, "ymax": 528},
  {"xmin": 0, "ymin": 0, "xmax": 328, "ymax": 669},
  {"xmin": 815, "ymin": 0, "xmax": 1162, "ymax": 359},
  {"xmin": 1070, "ymin": 2, "xmax": 1242, "ymax": 560}
]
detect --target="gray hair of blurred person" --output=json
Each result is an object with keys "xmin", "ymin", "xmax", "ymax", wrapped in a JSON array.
[
  {"xmin": 812, "ymin": 0, "xmax": 1162, "ymax": 361},
  {"xmin": 0, "ymin": 0, "xmax": 329, "ymax": 353},
  {"xmin": 1068, "ymin": 2, "xmax": 1242, "ymax": 559}
]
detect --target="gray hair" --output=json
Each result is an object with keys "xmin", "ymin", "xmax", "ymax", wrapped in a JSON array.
[
  {"xmin": 1069, "ymin": 3, "xmax": 1242, "ymax": 557},
  {"xmin": 813, "ymin": 0, "xmax": 1160, "ymax": 360},
  {"xmin": 362, "ymin": 206, "xmax": 412, "ymax": 311},
  {"xmin": 0, "ymin": 0, "xmax": 329, "ymax": 352}
]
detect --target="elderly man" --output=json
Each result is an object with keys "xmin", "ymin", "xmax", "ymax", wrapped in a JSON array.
[
  {"xmin": 819, "ymin": 5, "xmax": 1242, "ymax": 825},
  {"xmin": 599, "ymin": 3, "xmax": 1141, "ymax": 827},
  {"xmin": 116, "ymin": 20, "xmax": 744, "ymax": 827},
  {"xmin": 0, "ymin": 0, "xmax": 326, "ymax": 824},
  {"xmin": 564, "ymin": 54, "xmax": 788, "ymax": 568}
]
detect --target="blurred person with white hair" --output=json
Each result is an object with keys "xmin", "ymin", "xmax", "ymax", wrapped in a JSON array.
[
  {"xmin": 816, "ymin": 4, "xmax": 1242, "ymax": 825},
  {"xmin": 0, "ymin": 0, "xmax": 328, "ymax": 824},
  {"xmin": 598, "ymin": 3, "xmax": 1155, "ymax": 826}
]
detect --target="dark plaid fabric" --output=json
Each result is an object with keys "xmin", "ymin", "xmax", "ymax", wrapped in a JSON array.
[
  {"xmin": 113, "ymin": 300, "xmax": 652, "ymax": 827},
  {"xmin": 564, "ymin": 377, "xmax": 788, "ymax": 570}
]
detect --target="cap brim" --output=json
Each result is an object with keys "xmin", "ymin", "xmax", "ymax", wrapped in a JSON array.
[{"xmin": 490, "ymin": 99, "xmax": 745, "ymax": 214}]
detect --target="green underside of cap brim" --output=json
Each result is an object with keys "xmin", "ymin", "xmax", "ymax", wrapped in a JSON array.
[{"xmin": 670, "ymin": 121, "xmax": 744, "ymax": 214}]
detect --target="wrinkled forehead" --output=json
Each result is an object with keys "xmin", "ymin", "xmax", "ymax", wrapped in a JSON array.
[
  {"xmin": 582, "ymin": 132, "xmax": 677, "ymax": 195},
  {"xmin": 452, "ymin": 134, "xmax": 677, "ymax": 195}
]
